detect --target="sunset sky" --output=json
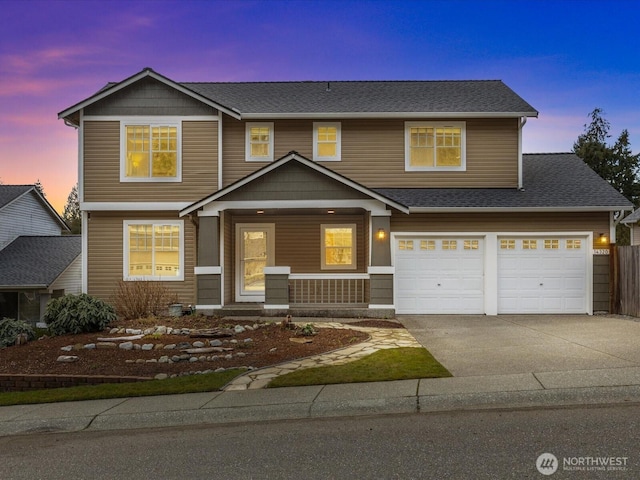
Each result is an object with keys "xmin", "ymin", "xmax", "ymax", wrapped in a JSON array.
[{"xmin": 1, "ymin": 0, "xmax": 638, "ymax": 214}]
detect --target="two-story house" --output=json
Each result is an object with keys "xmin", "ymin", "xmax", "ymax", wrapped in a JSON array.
[
  {"xmin": 58, "ymin": 68, "xmax": 631, "ymax": 318},
  {"xmin": 0, "ymin": 185, "xmax": 81, "ymax": 323}
]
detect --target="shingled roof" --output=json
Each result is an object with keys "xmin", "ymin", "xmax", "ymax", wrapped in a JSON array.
[
  {"xmin": 0, "ymin": 236, "xmax": 81, "ymax": 288},
  {"xmin": 375, "ymin": 153, "xmax": 632, "ymax": 211},
  {"xmin": 183, "ymin": 79, "xmax": 538, "ymax": 116},
  {"xmin": 59, "ymin": 68, "xmax": 538, "ymax": 121},
  {"xmin": 0, "ymin": 185, "xmax": 33, "ymax": 210}
]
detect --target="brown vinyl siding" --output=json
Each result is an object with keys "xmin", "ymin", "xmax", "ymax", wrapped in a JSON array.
[
  {"xmin": 390, "ymin": 211, "xmax": 610, "ymax": 249},
  {"xmin": 83, "ymin": 121, "xmax": 218, "ymax": 203},
  {"xmin": 229, "ymin": 213, "xmax": 366, "ymax": 279},
  {"xmin": 223, "ymin": 212, "xmax": 233, "ymax": 304},
  {"xmin": 87, "ymin": 211, "xmax": 196, "ymax": 306},
  {"xmin": 222, "ymin": 117, "xmax": 518, "ymax": 188}
]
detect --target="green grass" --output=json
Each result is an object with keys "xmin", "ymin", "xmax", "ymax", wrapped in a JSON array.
[
  {"xmin": 0, "ymin": 369, "xmax": 244, "ymax": 407},
  {"xmin": 267, "ymin": 347, "xmax": 451, "ymax": 388}
]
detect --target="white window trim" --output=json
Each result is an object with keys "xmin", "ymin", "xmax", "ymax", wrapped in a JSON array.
[
  {"xmin": 404, "ymin": 121, "xmax": 466, "ymax": 172},
  {"xmin": 120, "ymin": 119, "xmax": 182, "ymax": 182},
  {"xmin": 321, "ymin": 224, "xmax": 357, "ymax": 270},
  {"xmin": 313, "ymin": 122, "xmax": 341, "ymax": 161},
  {"xmin": 123, "ymin": 219, "xmax": 185, "ymax": 281},
  {"xmin": 245, "ymin": 122, "xmax": 274, "ymax": 162}
]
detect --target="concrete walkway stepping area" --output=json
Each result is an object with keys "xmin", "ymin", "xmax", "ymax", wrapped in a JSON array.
[{"xmin": 223, "ymin": 323, "xmax": 422, "ymax": 391}]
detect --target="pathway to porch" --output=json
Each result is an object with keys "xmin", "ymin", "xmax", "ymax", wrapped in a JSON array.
[{"xmin": 223, "ymin": 323, "xmax": 422, "ymax": 390}]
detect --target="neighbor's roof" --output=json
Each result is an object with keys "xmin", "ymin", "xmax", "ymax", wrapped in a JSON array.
[
  {"xmin": 59, "ymin": 68, "xmax": 538, "ymax": 121},
  {"xmin": 0, "ymin": 236, "xmax": 81, "ymax": 288},
  {"xmin": 621, "ymin": 209, "xmax": 640, "ymax": 224},
  {"xmin": 0, "ymin": 185, "xmax": 69, "ymax": 231},
  {"xmin": 375, "ymin": 153, "xmax": 633, "ymax": 212},
  {"xmin": 0, "ymin": 185, "xmax": 33, "ymax": 209}
]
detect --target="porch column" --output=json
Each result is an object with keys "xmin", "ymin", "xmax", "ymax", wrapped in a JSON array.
[
  {"xmin": 369, "ymin": 215, "xmax": 394, "ymax": 313},
  {"xmin": 264, "ymin": 266, "xmax": 291, "ymax": 310},
  {"xmin": 195, "ymin": 215, "xmax": 222, "ymax": 314}
]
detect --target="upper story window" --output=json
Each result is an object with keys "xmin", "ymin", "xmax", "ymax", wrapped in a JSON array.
[
  {"xmin": 313, "ymin": 122, "xmax": 341, "ymax": 161},
  {"xmin": 121, "ymin": 121, "xmax": 181, "ymax": 182},
  {"xmin": 246, "ymin": 122, "xmax": 274, "ymax": 161},
  {"xmin": 405, "ymin": 121, "xmax": 466, "ymax": 171}
]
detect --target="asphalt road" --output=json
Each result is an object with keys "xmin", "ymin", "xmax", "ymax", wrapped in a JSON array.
[{"xmin": 1, "ymin": 404, "xmax": 638, "ymax": 479}]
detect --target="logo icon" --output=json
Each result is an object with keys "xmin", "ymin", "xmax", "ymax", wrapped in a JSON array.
[{"xmin": 536, "ymin": 453, "xmax": 558, "ymax": 475}]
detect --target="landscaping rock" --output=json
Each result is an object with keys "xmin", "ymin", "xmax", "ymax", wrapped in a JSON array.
[
  {"xmin": 60, "ymin": 345, "xmax": 73, "ymax": 352},
  {"xmin": 192, "ymin": 341, "xmax": 205, "ymax": 348},
  {"xmin": 57, "ymin": 355, "xmax": 79, "ymax": 363},
  {"xmin": 176, "ymin": 342, "xmax": 192, "ymax": 350},
  {"xmin": 133, "ymin": 344, "xmax": 142, "ymax": 350},
  {"xmin": 158, "ymin": 356, "xmax": 169, "ymax": 363},
  {"xmin": 209, "ymin": 339, "xmax": 222, "ymax": 347},
  {"xmin": 154, "ymin": 373, "xmax": 168, "ymax": 380},
  {"xmin": 234, "ymin": 325, "xmax": 246, "ymax": 334},
  {"xmin": 154, "ymin": 343, "xmax": 164, "ymax": 350},
  {"xmin": 141, "ymin": 344, "xmax": 154, "ymax": 351},
  {"xmin": 171, "ymin": 355, "xmax": 181, "ymax": 362},
  {"xmin": 119, "ymin": 341, "xmax": 134, "ymax": 350},
  {"xmin": 155, "ymin": 326, "xmax": 167, "ymax": 334},
  {"xmin": 164, "ymin": 344, "xmax": 176, "ymax": 350},
  {"xmin": 244, "ymin": 338, "xmax": 253, "ymax": 343},
  {"xmin": 84, "ymin": 343, "xmax": 96, "ymax": 350},
  {"xmin": 125, "ymin": 329, "xmax": 142, "ymax": 335},
  {"xmin": 97, "ymin": 342, "xmax": 117, "ymax": 349},
  {"xmin": 109, "ymin": 328, "xmax": 120, "ymax": 334}
]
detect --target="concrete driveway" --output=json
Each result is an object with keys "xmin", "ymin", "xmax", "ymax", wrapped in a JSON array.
[{"xmin": 399, "ymin": 314, "xmax": 640, "ymax": 377}]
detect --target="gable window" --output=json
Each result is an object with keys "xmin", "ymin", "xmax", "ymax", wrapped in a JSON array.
[
  {"xmin": 124, "ymin": 220, "xmax": 184, "ymax": 281},
  {"xmin": 405, "ymin": 121, "xmax": 466, "ymax": 171},
  {"xmin": 246, "ymin": 122, "xmax": 274, "ymax": 161},
  {"xmin": 321, "ymin": 224, "xmax": 356, "ymax": 270},
  {"xmin": 121, "ymin": 121, "xmax": 181, "ymax": 182},
  {"xmin": 313, "ymin": 122, "xmax": 341, "ymax": 161}
]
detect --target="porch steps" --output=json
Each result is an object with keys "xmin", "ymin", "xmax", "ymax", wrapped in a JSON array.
[{"xmin": 218, "ymin": 304, "xmax": 394, "ymax": 319}]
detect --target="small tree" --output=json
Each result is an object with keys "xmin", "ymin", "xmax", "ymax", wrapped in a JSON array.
[
  {"xmin": 63, "ymin": 183, "xmax": 81, "ymax": 234},
  {"xmin": 34, "ymin": 179, "xmax": 46, "ymax": 197}
]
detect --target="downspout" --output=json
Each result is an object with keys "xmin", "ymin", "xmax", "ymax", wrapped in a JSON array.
[
  {"xmin": 518, "ymin": 117, "xmax": 527, "ymax": 190},
  {"xmin": 218, "ymin": 114, "xmax": 223, "ymax": 191}
]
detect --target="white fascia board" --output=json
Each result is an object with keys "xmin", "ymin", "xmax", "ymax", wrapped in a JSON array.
[
  {"xmin": 201, "ymin": 199, "xmax": 392, "ymax": 216},
  {"xmin": 59, "ymin": 69, "xmax": 241, "ymax": 120},
  {"xmin": 241, "ymin": 111, "xmax": 539, "ymax": 119},
  {"xmin": 81, "ymin": 202, "xmax": 190, "ymax": 211},
  {"xmin": 408, "ymin": 206, "xmax": 633, "ymax": 213}
]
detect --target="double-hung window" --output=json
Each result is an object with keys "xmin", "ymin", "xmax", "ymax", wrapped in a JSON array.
[
  {"xmin": 321, "ymin": 224, "xmax": 356, "ymax": 270},
  {"xmin": 124, "ymin": 220, "xmax": 184, "ymax": 281},
  {"xmin": 405, "ymin": 121, "xmax": 466, "ymax": 171},
  {"xmin": 313, "ymin": 122, "xmax": 341, "ymax": 161},
  {"xmin": 121, "ymin": 120, "xmax": 181, "ymax": 182},
  {"xmin": 246, "ymin": 122, "xmax": 274, "ymax": 161}
]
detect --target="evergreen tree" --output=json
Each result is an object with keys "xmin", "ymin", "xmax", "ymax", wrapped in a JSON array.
[
  {"xmin": 34, "ymin": 179, "xmax": 46, "ymax": 197},
  {"xmin": 62, "ymin": 183, "xmax": 81, "ymax": 234}
]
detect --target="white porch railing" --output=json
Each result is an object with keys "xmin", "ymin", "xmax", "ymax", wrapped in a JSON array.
[{"xmin": 288, "ymin": 274, "xmax": 370, "ymax": 305}]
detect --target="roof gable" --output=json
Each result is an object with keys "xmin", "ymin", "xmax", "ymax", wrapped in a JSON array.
[
  {"xmin": 181, "ymin": 152, "xmax": 408, "ymax": 215},
  {"xmin": 58, "ymin": 68, "xmax": 241, "ymax": 125},
  {"xmin": 0, "ymin": 185, "xmax": 68, "ymax": 231}
]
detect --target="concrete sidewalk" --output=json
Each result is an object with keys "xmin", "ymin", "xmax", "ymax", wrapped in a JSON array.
[{"xmin": 3, "ymin": 368, "xmax": 640, "ymax": 437}]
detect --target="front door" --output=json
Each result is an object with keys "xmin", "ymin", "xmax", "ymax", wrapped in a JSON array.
[{"xmin": 236, "ymin": 224, "xmax": 275, "ymax": 302}]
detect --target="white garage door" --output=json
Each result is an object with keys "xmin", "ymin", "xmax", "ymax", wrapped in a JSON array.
[
  {"xmin": 498, "ymin": 237, "xmax": 588, "ymax": 314},
  {"xmin": 395, "ymin": 237, "xmax": 484, "ymax": 314}
]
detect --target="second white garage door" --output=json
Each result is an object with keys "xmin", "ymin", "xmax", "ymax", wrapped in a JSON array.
[
  {"xmin": 395, "ymin": 237, "xmax": 484, "ymax": 314},
  {"xmin": 498, "ymin": 236, "xmax": 588, "ymax": 314}
]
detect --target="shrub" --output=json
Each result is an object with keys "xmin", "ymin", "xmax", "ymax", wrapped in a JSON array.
[
  {"xmin": 0, "ymin": 317, "xmax": 36, "ymax": 348},
  {"xmin": 44, "ymin": 294, "xmax": 116, "ymax": 336},
  {"xmin": 111, "ymin": 281, "xmax": 180, "ymax": 320}
]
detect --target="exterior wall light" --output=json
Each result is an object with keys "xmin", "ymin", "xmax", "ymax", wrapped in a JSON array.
[
  {"xmin": 599, "ymin": 233, "xmax": 608, "ymax": 244},
  {"xmin": 376, "ymin": 228, "xmax": 386, "ymax": 240}
]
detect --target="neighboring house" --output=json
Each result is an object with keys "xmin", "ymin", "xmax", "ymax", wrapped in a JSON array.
[
  {"xmin": 58, "ymin": 68, "xmax": 632, "ymax": 317},
  {"xmin": 0, "ymin": 185, "xmax": 81, "ymax": 323},
  {"xmin": 621, "ymin": 209, "xmax": 640, "ymax": 245}
]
